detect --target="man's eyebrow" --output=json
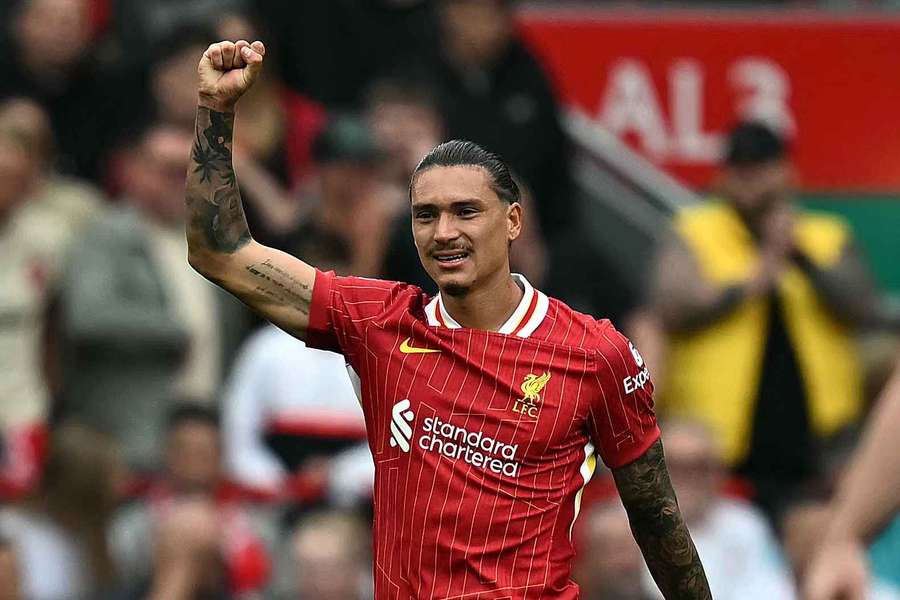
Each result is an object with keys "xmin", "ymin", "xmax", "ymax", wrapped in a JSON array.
[{"xmin": 411, "ymin": 198, "xmax": 485, "ymax": 210}]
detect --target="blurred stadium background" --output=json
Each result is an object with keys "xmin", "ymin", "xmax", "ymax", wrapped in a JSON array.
[{"xmin": 0, "ymin": 0, "xmax": 898, "ymax": 598}]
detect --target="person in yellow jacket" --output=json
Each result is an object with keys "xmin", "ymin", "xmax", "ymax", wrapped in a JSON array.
[{"xmin": 648, "ymin": 122, "xmax": 886, "ymax": 521}]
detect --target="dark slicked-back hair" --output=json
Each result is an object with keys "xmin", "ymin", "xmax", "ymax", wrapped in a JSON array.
[{"xmin": 411, "ymin": 140, "xmax": 521, "ymax": 205}]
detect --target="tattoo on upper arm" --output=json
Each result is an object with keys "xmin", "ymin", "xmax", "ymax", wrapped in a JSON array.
[
  {"xmin": 186, "ymin": 108, "xmax": 250, "ymax": 254},
  {"xmin": 244, "ymin": 259, "xmax": 312, "ymax": 315},
  {"xmin": 613, "ymin": 440, "xmax": 711, "ymax": 599}
]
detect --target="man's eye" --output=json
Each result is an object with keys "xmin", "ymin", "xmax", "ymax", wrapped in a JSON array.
[
  {"xmin": 415, "ymin": 211, "xmax": 434, "ymax": 221},
  {"xmin": 459, "ymin": 208, "xmax": 478, "ymax": 217}
]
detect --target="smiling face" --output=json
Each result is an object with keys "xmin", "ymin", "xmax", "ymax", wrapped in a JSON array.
[{"xmin": 411, "ymin": 165, "xmax": 522, "ymax": 297}]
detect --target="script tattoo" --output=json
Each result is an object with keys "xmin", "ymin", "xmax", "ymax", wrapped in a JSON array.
[
  {"xmin": 245, "ymin": 259, "xmax": 311, "ymax": 315},
  {"xmin": 612, "ymin": 440, "xmax": 712, "ymax": 599},
  {"xmin": 186, "ymin": 107, "xmax": 250, "ymax": 253}
]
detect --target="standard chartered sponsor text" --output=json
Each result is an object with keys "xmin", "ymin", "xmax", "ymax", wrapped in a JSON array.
[{"xmin": 419, "ymin": 416, "xmax": 521, "ymax": 477}]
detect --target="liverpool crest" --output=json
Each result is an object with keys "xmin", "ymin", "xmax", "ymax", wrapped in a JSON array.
[{"xmin": 513, "ymin": 372, "xmax": 551, "ymax": 418}]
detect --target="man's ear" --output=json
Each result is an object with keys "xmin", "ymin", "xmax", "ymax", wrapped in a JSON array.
[{"xmin": 507, "ymin": 202, "xmax": 523, "ymax": 242}]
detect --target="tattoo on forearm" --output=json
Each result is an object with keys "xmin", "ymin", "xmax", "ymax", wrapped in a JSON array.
[
  {"xmin": 613, "ymin": 440, "xmax": 712, "ymax": 599},
  {"xmin": 245, "ymin": 259, "xmax": 311, "ymax": 315},
  {"xmin": 186, "ymin": 107, "xmax": 250, "ymax": 253}
]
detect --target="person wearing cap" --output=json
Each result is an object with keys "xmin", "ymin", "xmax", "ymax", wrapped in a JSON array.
[
  {"xmin": 646, "ymin": 121, "xmax": 882, "ymax": 521},
  {"xmin": 273, "ymin": 114, "xmax": 398, "ymax": 278}
]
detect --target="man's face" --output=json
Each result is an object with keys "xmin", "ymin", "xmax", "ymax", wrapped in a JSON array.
[
  {"xmin": 125, "ymin": 127, "xmax": 192, "ymax": 224},
  {"xmin": 320, "ymin": 162, "xmax": 379, "ymax": 208},
  {"xmin": 440, "ymin": 0, "xmax": 512, "ymax": 67},
  {"xmin": 15, "ymin": 0, "xmax": 90, "ymax": 71},
  {"xmin": 165, "ymin": 421, "xmax": 221, "ymax": 495},
  {"xmin": 293, "ymin": 525, "xmax": 363, "ymax": 600},
  {"xmin": 411, "ymin": 165, "xmax": 521, "ymax": 296},
  {"xmin": 663, "ymin": 426, "xmax": 721, "ymax": 526},
  {"xmin": 580, "ymin": 505, "xmax": 646, "ymax": 599},
  {"xmin": 153, "ymin": 45, "xmax": 209, "ymax": 127},
  {"xmin": 369, "ymin": 101, "xmax": 442, "ymax": 181},
  {"xmin": 722, "ymin": 159, "xmax": 792, "ymax": 218}
]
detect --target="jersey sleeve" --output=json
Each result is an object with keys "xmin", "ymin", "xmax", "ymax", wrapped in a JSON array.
[
  {"xmin": 306, "ymin": 269, "xmax": 410, "ymax": 359},
  {"xmin": 588, "ymin": 324, "xmax": 661, "ymax": 469}
]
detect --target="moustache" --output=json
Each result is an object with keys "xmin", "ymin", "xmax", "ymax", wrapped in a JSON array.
[{"xmin": 429, "ymin": 245, "xmax": 471, "ymax": 256}]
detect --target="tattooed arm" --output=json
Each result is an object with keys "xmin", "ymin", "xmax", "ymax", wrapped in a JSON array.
[
  {"xmin": 612, "ymin": 440, "xmax": 712, "ymax": 599},
  {"xmin": 186, "ymin": 40, "xmax": 316, "ymax": 338}
]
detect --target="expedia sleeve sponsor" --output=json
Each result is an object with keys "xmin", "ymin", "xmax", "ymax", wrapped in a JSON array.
[{"xmin": 623, "ymin": 367, "xmax": 652, "ymax": 394}]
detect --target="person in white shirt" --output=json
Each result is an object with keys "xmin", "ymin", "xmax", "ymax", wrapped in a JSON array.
[
  {"xmin": 222, "ymin": 323, "xmax": 371, "ymax": 503},
  {"xmin": 645, "ymin": 419, "xmax": 796, "ymax": 600}
]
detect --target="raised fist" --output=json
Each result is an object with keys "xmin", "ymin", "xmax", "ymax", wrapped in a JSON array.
[{"xmin": 197, "ymin": 40, "xmax": 265, "ymax": 113}]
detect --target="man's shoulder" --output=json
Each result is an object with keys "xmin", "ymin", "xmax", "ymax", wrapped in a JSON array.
[
  {"xmin": 546, "ymin": 297, "xmax": 646, "ymax": 373},
  {"xmin": 796, "ymin": 208, "xmax": 852, "ymax": 238},
  {"xmin": 541, "ymin": 295, "xmax": 617, "ymax": 352},
  {"xmin": 328, "ymin": 274, "xmax": 427, "ymax": 303},
  {"xmin": 675, "ymin": 200, "xmax": 735, "ymax": 231},
  {"xmin": 319, "ymin": 272, "xmax": 431, "ymax": 324}
]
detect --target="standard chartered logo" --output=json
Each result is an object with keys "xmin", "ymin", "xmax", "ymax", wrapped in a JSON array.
[
  {"xmin": 388, "ymin": 401, "xmax": 522, "ymax": 476},
  {"xmin": 389, "ymin": 399, "xmax": 415, "ymax": 452},
  {"xmin": 420, "ymin": 416, "xmax": 521, "ymax": 477}
]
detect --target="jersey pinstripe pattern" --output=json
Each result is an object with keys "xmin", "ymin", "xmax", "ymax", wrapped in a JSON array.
[{"xmin": 306, "ymin": 271, "xmax": 660, "ymax": 599}]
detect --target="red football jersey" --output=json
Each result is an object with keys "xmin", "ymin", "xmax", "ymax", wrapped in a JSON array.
[{"xmin": 307, "ymin": 271, "xmax": 660, "ymax": 599}]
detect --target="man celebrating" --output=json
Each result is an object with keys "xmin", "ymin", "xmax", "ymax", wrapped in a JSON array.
[{"xmin": 186, "ymin": 39, "xmax": 710, "ymax": 599}]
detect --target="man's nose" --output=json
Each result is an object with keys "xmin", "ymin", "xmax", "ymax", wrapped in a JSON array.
[{"xmin": 433, "ymin": 213, "xmax": 460, "ymax": 243}]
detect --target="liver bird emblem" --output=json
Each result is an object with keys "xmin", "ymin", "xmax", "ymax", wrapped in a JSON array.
[{"xmin": 520, "ymin": 372, "xmax": 551, "ymax": 403}]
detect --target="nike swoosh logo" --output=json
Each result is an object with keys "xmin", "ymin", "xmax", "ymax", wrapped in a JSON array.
[{"xmin": 399, "ymin": 337, "xmax": 441, "ymax": 354}]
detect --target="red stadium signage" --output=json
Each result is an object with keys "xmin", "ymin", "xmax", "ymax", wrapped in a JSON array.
[{"xmin": 518, "ymin": 10, "xmax": 900, "ymax": 192}]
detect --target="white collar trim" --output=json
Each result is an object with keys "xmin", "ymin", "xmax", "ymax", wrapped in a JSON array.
[{"xmin": 424, "ymin": 274, "xmax": 549, "ymax": 339}]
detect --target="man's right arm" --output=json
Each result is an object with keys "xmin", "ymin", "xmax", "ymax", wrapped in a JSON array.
[{"xmin": 185, "ymin": 40, "xmax": 316, "ymax": 340}]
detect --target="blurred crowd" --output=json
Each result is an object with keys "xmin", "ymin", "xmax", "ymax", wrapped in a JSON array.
[{"xmin": 0, "ymin": 0, "xmax": 898, "ymax": 599}]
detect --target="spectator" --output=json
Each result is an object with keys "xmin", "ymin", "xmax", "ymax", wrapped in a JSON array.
[
  {"xmin": 430, "ymin": 0, "xmax": 572, "ymax": 235},
  {"xmin": 648, "ymin": 121, "xmax": 878, "ymax": 521},
  {"xmin": 257, "ymin": 0, "xmax": 438, "ymax": 108},
  {"xmin": 0, "ymin": 101, "xmax": 103, "ymax": 498},
  {"xmin": 574, "ymin": 500, "xmax": 651, "ymax": 600},
  {"xmin": 0, "ymin": 99, "xmax": 104, "ymax": 499},
  {"xmin": 273, "ymin": 114, "xmax": 398, "ymax": 278},
  {"xmin": 56, "ymin": 123, "xmax": 241, "ymax": 470},
  {"xmin": 0, "ymin": 98, "xmax": 104, "ymax": 254},
  {"xmin": 147, "ymin": 24, "xmax": 216, "ymax": 132},
  {"xmin": 111, "ymin": 0, "xmax": 244, "ymax": 64},
  {"xmin": 111, "ymin": 404, "xmax": 271, "ymax": 598},
  {"xmin": 284, "ymin": 510, "xmax": 371, "ymax": 600},
  {"xmin": 215, "ymin": 10, "xmax": 327, "ymax": 245},
  {"xmin": 0, "ymin": 423, "xmax": 125, "ymax": 600},
  {"xmin": 370, "ymin": 76, "xmax": 451, "ymax": 290},
  {"xmin": 223, "ymin": 322, "xmax": 369, "ymax": 501},
  {"xmin": 645, "ymin": 420, "xmax": 795, "ymax": 600},
  {"xmin": 222, "ymin": 237, "xmax": 370, "ymax": 503},
  {"xmin": 141, "ymin": 497, "xmax": 232, "ymax": 600},
  {"xmin": 0, "ymin": 0, "xmax": 137, "ymax": 179},
  {"xmin": 0, "ymin": 107, "xmax": 53, "ymax": 435},
  {"xmin": 365, "ymin": 76, "xmax": 444, "ymax": 192},
  {"xmin": 0, "ymin": 536, "xmax": 22, "ymax": 600}
]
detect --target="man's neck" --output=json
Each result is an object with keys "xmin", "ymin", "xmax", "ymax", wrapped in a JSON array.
[{"xmin": 440, "ymin": 269, "xmax": 523, "ymax": 332}]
